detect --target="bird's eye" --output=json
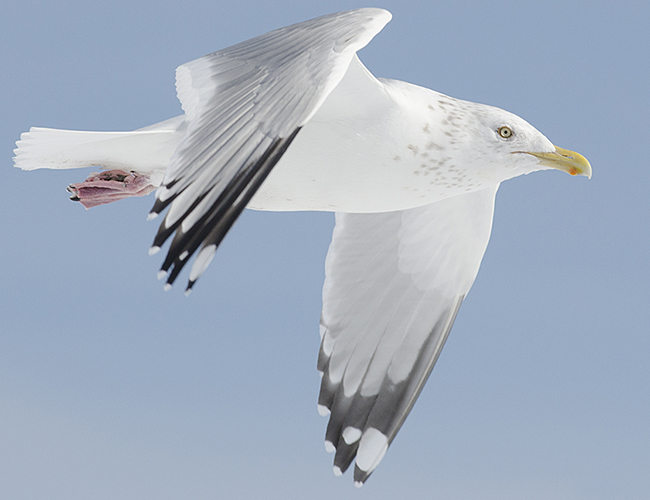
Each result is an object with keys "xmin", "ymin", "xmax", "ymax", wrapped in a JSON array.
[{"xmin": 498, "ymin": 126, "xmax": 513, "ymax": 139}]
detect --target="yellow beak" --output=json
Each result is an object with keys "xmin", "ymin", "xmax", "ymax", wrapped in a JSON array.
[{"xmin": 524, "ymin": 146, "xmax": 592, "ymax": 179}]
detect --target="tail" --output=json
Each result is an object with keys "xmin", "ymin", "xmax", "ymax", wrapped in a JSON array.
[{"xmin": 13, "ymin": 116, "xmax": 185, "ymax": 177}]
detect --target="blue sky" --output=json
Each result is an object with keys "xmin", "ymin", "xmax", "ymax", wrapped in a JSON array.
[{"xmin": 2, "ymin": 1, "xmax": 649, "ymax": 498}]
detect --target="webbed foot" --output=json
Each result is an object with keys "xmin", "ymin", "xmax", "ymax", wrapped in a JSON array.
[{"xmin": 67, "ymin": 170, "xmax": 156, "ymax": 209}]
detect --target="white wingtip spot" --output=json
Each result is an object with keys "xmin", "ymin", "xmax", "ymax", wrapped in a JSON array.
[
  {"xmin": 354, "ymin": 481, "xmax": 364, "ymax": 488},
  {"xmin": 355, "ymin": 428, "xmax": 389, "ymax": 474},
  {"xmin": 179, "ymin": 250, "xmax": 189, "ymax": 261},
  {"xmin": 149, "ymin": 246, "xmax": 161, "ymax": 256},
  {"xmin": 317, "ymin": 404, "xmax": 331, "ymax": 417},
  {"xmin": 157, "ymin": 270, "xmax": 167, "ymax": 281},
  {"xmin": 163, "ymin": 283, "xmax": 172, "ymax": 292},
  {"xmin": 324, "ymin": 441, "xmax": 336, "ymax": 454},
  {"xmin": 157, "ymin": 186, "xmax": 173, "ymax": 203},
  {"xmin": 333, "ymin": 466, "xmax": 342, "ymax": 477},
  {"xmin": 342, "ymin": 426, "xmax": 362, "ymax": 445},
  {"xmin": 184, "ymin": 288, "xmax": 192, "ymax": 297},
  {"xmin": 147, "ymin": 212, "xmax": 159, "ymax": 221},
  {"xmin": 189, "ymin": 244, "xmax": 217, "ymax": 282},
  {"xmin": 322, "ymin": 332, "xmax": 335, "ymax": 357}
]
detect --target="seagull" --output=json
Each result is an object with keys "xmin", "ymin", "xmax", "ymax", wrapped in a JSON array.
[{"xmin": 13, "ymin": 8, "xmax": 591, "ymax": 486}]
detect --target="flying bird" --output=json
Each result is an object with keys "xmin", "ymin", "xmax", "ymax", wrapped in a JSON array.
[{"xmin": 13, "ymin": 8, "xmax": 591, "ymax": 486}]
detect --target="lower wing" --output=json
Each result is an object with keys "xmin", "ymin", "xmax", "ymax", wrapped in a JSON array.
[{"xmin": 317, "ymin": 185, "xmax": 498, "ymax": 484}]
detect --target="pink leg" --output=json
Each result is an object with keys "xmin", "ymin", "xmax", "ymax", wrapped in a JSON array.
[{"xmin": 67, "ymin": 170, "xmax": 156, "ymax": 209}]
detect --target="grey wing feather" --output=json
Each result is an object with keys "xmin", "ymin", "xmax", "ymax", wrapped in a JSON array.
[
  {"xmin": 149, "ymin": 8, "xmax": 392, "ymax": 291},
  {"xmin": 318, "ymin": 186, "xmax": 498, "ymax": 484}
]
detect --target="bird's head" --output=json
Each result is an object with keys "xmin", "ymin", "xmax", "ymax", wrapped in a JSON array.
[{"xmin": 462, "ymin": 101, "xmax": 591, "ymax": 182}]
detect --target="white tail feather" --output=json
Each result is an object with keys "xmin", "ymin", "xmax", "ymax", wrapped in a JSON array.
[{"xmin": 13, "ymin": 116, "xmax": 185, "ymax": 183}]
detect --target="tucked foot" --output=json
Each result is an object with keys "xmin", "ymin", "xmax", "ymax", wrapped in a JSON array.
[{"xmin": 67, "ymin": 170, "xmax": 156, "ymax": 209}]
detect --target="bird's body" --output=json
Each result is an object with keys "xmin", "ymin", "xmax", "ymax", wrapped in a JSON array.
[
  {"xmin": 252, "ymin": 69, "xmax": 550, "ymax": 213},
  {"xmin": 18, "ymin": 58, "xmax": 564, "ymax": 214},
  {"xmin": 13, "ymin": 8, "xmax": 590, "ymax": 486}
]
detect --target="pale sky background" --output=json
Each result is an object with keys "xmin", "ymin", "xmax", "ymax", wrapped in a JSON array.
[{"xmin": 2, "ymin": 1, "xmax": 649, "ymax": 499}]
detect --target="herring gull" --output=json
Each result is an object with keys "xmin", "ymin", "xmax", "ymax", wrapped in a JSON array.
[{"xmin": 13, "ymin": 8, "xmax": 591, "ymax": 486}]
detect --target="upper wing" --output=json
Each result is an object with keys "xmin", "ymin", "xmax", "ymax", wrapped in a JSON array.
[
  {"xmin": 317, "ymin": 186, "xmax": 498, "ymax": 485},
  {"xmin": 149, "ymin": 8, "xmax": 392, "ymax": 291}
]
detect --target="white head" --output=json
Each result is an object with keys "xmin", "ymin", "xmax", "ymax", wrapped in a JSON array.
[{"xmin": 431, "ymin": 94, "xmax": 591, "ymax": 184}]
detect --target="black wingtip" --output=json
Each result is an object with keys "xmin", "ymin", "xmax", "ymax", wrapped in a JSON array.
[
  {"xmin": 353, "ymin": 466, "xmax": 372, "ymax": 486},
  {"xmin": 152, "ymin": 127, "xmax": 303, "ymax": 291},
  {"xmin": 333, "ymin": 441, "xmax": 359, "ymax": 475}
]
